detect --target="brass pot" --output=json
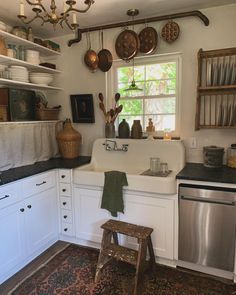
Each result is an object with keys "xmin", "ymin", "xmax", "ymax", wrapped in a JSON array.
[{"xmin": 84, "ymin": 32, "xmax": 98, "ymax": 72}]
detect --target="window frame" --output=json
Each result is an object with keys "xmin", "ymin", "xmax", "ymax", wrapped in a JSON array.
[{"xmin": 106, "ymin": 52, "xmax": 182, "ymax": 136}]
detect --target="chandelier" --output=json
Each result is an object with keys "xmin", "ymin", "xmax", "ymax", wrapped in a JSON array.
[{"xmin": 18, "ymin": 0, "xmax": 94, "ymax": 30}]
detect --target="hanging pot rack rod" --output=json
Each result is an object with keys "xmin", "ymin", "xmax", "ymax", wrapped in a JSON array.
[{"xmin": 68, "ymin": 10, "xmax": 209, "ymax": 46}]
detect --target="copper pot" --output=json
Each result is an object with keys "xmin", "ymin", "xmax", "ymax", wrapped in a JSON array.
[
  {"xmin": 84, "ymin": 33, "xmax": 98, "ymax": 72},
  {"xmin": 98, "ymin": 31, "xmax": 113, "ymax": 72}
]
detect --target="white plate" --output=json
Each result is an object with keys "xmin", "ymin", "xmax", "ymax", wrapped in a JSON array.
[
  {"xmin": 224, "ymin": 63, "xmax": 232, "ymax": 85},
  {"xmin": 212, "ymin": 63, "xmax": 218, "ymax": 86},
  {"xmin": 206, "ymin": 60, "xmax": 212, "ymax": 86},
  {"xmin": 218, "ymin": 64, "xmax": 225, "ymax": 85},
  {"xmin": 230, "ymin": 65, "xmax": 236, "ymax": 85},
  {"xmin": 222, "ymin": 104, "xmax": 229, "ymax": 126},
  {"xmin": 217, "ymin": 103, "xmax": 223, "ymax": 126},
  {"xmin": 228, "ymin": 104, "xmax": 234, "ymax": 126}
]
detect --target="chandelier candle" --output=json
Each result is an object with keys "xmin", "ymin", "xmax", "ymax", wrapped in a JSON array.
[{"xmin": 18, "ymin": 0, "xmax": 94, "ymax": 30}]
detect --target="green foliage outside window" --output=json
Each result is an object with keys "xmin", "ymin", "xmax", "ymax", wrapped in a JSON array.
[{"xmin": 116, "ymin": 62, "xmax": 177, "ymax": 131}]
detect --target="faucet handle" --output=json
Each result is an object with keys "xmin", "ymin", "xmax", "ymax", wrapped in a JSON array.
[{"xmin": 122, "ymin": 144, "xmax": 129, "ymax": 151}]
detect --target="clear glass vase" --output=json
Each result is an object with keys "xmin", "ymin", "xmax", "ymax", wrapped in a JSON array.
[{"xmin": 105, "ymin": 122, "xmax": 115, "ymax": 138}]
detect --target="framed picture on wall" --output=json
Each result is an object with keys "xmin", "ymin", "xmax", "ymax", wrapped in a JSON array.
[{"xmin": 70, "ymin": 94, "xmax": 95, "ymax": 123}]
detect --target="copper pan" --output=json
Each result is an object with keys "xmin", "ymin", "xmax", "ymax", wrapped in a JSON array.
[
  {"xmin": 115, "ymin": 28, "xmax": 140, "ymax": 61},
  {"xmin": 139, "ymin": 26, "xmax": 158, "ymax": 54},
  {"xmin": 98, "ymin": 31, "xmax": 113, "ymax": 72},
  {"xmin": 84, "ymin": 32, "xmax": 98, "ymax": 72}
]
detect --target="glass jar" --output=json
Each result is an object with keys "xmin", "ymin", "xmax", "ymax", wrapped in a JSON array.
[
  {"xmin": 11, "ymin": 26, "xmax": 27, "ymax": 39},
  {"xmin": 227, "ymin": 144, "xmax": 236, "ymax": 168}
]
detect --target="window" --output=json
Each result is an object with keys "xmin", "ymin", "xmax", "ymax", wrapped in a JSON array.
[{"xmin": 108, "ymin": 53, "xmax": 181, "ymax": 134}]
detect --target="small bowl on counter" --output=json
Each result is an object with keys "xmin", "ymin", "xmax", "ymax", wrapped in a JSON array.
[{"xmin": 29, "ymin": 72, "xmax": 54, "ymax": 85}]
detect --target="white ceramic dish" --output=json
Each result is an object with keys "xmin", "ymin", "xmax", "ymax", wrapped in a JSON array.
[
  {"xmin": 206, "ymin": 60, "xmax": 212, "ymax": 86},
  {"xmin": 29, "ymin": 73, "xmax": 53, "ymax": 85},
  {"xmin": 230, "ymin": 65, "xmax": 236, "ymax": 85}
]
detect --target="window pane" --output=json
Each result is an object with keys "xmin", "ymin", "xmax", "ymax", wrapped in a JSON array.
[
  {"xmin": 144, "ymin": 98, "xmax": 176, "ymax": 114},
  {"xmin": 145, "ymin": 79, "xmax": 176, "ymax": 95},
  {"xmin": 120, "ymin": 99, "xmax": 143, "ymax": 115},
  {"xmin": 144, "ymin": 114, "xmax": 175, "ymax": 131},
  {"xmin": 117, "ymin": 65, "xmax": 145, "ymax": 84},
  {"xmin": 146, "ymin": 62, "xmax": 176, "ymax": 80}
]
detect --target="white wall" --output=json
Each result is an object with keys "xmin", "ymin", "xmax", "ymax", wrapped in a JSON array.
[{"xmin": 49, "ymin": 4, "xmax": 236, "ymax": 162}]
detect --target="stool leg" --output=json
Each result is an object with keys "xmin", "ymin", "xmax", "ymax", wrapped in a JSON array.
[
  {"xmin": 134, "ymin": 239, "xmax": 147, "ymax": 295},
  {"xmin": 147, "ymin": 236, "xmax": 156, "ymax": 269},
  {"xmin": 95, "ymin": 229, "xmax": 112, "ymax": 283},
  {"xmin": 112, "ymin": 232, "xmax": 119, "ymax": 245}
]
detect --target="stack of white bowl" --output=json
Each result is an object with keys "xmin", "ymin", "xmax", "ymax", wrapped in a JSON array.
[
  {"xmin": 29, "ymin": 72, "xmax": 53, "ymax": 86},
  {"xmin": 25, "ymin": 49, "xmax": 40, "ymax": 65},
  {"xmin": 9, "ymin": 66, "xmax": 29, "ymax": 82}
]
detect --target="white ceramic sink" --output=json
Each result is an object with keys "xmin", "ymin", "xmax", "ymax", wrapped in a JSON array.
[{"xmin": 73, "ymin": 138, "xmax": 185, "ymax": 194}]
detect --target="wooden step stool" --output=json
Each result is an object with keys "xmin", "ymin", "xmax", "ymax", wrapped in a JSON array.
[{"xmin": 95, "ymin": 219, "xmax": 155, "ymax": 295}]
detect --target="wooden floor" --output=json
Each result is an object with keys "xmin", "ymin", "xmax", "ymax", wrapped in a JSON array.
[{"xmin": 0, "ymin": 241, "xmax": 69, "ymax": 295}]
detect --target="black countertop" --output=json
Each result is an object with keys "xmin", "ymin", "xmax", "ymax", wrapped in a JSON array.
[
  {"xmin": 0, "ymin": 156, "xmax": 91, "ymax": 186},
  {"xmin": 176, "ymin": 163, "xmax": 236, "ymax": 185}
]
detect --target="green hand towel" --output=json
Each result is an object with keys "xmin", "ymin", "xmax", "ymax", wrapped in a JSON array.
[{"xmin": 101, "ymin": 171, "xmax": 128, "ymax": 217}]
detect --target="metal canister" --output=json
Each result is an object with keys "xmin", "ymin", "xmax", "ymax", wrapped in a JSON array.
[{"xmin": 203, "ymin": 146, "xmax": 224, "ymax": 168}]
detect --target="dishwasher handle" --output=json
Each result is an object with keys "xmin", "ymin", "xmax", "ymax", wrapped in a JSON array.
[{"xmin": 180, "ymin": 195, "xmax": 236, "ymax": 206}]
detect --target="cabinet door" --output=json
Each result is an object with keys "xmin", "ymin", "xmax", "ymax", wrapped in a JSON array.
[
  {"xmin": 25, "ymin": 187, "xmax": 58, "ymax": 256},
  {"xmin": 0, "ymin": 202, "xmax": 25, "ymax": 283},
  {"xmin": 74, "ymin": 187, "xmax": 113, "ymax": 243},
  {"xmin": 121, "ymin": 193, "xmax": 175, "ymax": 260}
]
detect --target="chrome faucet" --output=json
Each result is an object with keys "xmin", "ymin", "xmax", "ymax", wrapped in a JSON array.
[{"xmin": 103, "ymin": 140, "xmax": 128, "ymax": 152}]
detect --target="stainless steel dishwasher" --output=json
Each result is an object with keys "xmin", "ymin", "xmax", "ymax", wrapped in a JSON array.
[{"xmin": 178, "ymin": 184, "xmax": 236, "ymax": 272}]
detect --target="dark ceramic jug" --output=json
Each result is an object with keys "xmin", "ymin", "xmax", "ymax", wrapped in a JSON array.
[{"xmin": 118, "ymin": 119, "xmax": 130, "ymax": 138}]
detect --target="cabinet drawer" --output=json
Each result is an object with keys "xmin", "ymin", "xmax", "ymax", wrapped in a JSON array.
[
  {"xmin": 60, "ymin": 196, "xmax": 72, "ymax": 210},
  {"xmin": 59, "ymin": 183, "xmax": 71, "ymax": 196},
  {"xmin": 0, "ymin": 182, "xmax": 19, "ymax": 210},
  {"xmin": 22, "ymin": 171, "xmax": 55, "ymax": 198},
  {"xmin": 59, "ymin": 169, "xmax": 71, "ymax": 183},
  {"xmin": 61, "ymin": 222, "xmax": 73, "ymax": 236},
  {"xmin": 61, "ymin": 209, "xmax": 72, "ymax": 224}
]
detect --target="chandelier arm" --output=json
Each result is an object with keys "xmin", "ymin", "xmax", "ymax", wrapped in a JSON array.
[
  {"xmin": 66, "ymin": 5, "xmax": 92, "ymax": 14},
  {"xmin": 18, "ymin": 13, "xmax": 45, "ymax": 25},
  {"xmin": 25, "ymin": 0, "xmax": 47, "ymax": 13}
]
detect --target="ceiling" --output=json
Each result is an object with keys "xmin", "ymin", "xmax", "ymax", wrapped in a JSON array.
[{"xmin": 0, "ymin": 0, "xmax": 235, "ymax": 38}]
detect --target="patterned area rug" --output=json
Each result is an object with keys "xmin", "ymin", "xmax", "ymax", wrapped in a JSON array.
[{"xmin": 10, "ymin": 244, "xmax": 236, "ymax": 295}]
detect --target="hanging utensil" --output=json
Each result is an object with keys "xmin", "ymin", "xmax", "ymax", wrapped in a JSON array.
[
  {"xmin": 115, "ymin": 28, "xmax": 140, "ymax": 61},
  {"xmin": 138, "ymin": 24, "xmax": 158, "ymax": 54},
  {"xmin": 161, "ymin": 20, "xmax": 180, "ymax": 43},
  {"xmin": 84, "ymin": 32, "xmax": 99, "ymax": 72},
  {"xmin": 98, "ymin": 31, "xmax": 113, "ymax": 72}
]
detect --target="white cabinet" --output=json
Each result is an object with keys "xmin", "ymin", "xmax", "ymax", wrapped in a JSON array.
[
  {"xmin": 58, "ymin": 169, "xmax": 75, "ymax": 237},
  {"xmin": 121, "ymin": 193, "xmax": 175, "ymax": 260},
  {"xmin": 25, "ymin": 187, "xmax": 58, "ymax": 256},
  {"xmin": 0, "ymin": 171, "xmax": 58, "ymax": 283},
  {"xmin": 0, "ymin": 202, "xmax": 25, "ymax": 281},
  {"xmin": 74, "ymin": 187, "xmax": 114, "ymax": 243},
  {"xmin": 73, "ymin": 186, "xmax": 175, "ymax": 260}
]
